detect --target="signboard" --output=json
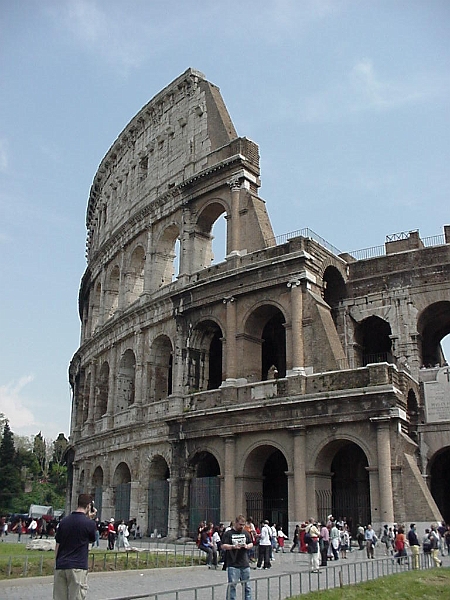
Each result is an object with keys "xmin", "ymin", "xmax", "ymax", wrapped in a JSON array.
[{"xmin": 423, "ymin": 367, "xmax": 450, "ymax": 423}]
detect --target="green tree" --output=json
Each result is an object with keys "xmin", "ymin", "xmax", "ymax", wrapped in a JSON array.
[
  {"xmin": 33, "ymin": 431, "xmax": 49, "ymax": 478},
  {"xmin": 52, "ymin": 433, "xmax": 68, "ymax": 466},
  {"xmin": 0, "ymin": 421, "xmax": 21, "ymax": 511}
]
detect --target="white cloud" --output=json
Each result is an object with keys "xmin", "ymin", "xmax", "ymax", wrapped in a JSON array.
[
  {"xmin": 46, "ymin": 0, "xmax": 158, "ymax": 72},
  {"xmin": 0, "ymin": 376, "xmax": 37, "ymax": 434},
  {"xmin": 0, "ymin": 137, "xmax": 9, "ymax": 172},
  {"xmin": 349, "ymin": 58, "xmax": 428, "ymax": 112},
  {"xmin": 278, "ymin": 58, "xmax": 441, "ymax": 124}
]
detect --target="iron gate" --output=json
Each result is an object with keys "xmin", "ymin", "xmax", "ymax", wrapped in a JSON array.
[
  {"xmin": 189, "ymin": 477, "xmax": 220, "ymax": 537},
  {"xmin": 148, "ymin": 480, "xmax": 169, "ymax": 537},
  {"xmin": 93, "ymin": 485, "xmax": 103, "ymax": 520},
  {"xmin": 114, "ymin": 482, "xmax": 131, "ymax": 522},
  {"xmin": 316, "ymin": 489, "xmax": 371, "ymax": 535},
  {"xmin": 246, "ymin": 491, "xmax": 288, "ymax": 531}
]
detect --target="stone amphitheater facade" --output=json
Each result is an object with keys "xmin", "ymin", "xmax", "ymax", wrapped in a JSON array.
[{"xmin": 68, "ymin": 68, "xmax": 450, "ymax": 538}]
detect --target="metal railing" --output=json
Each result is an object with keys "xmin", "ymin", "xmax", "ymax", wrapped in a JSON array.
[
  {"xmin": 106, "ymin": 554, "xmax": 442, "ymax": 600},
  {"xmin": 272, "ymin": 227, "xmax": 446, "ymax": 263}
]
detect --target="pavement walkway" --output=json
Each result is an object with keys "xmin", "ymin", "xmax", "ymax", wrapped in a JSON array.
[{"xmin": 0, "ymin": 541, "xmax": 448, "ymax": 600}]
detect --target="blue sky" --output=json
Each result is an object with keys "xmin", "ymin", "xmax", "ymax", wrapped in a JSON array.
[{"xmin": 1, "ymin": 0, "xmax": 449, "ymax": 441}]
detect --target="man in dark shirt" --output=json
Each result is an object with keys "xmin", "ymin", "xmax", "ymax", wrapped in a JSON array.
[
  {"xmin": 407, "ymin": 523, "xmax": 420, "ymax": 569},
  {"xmin": 53, "ymin": 494, "xmax": 97, "ymax": 600},
  {"xmin": 221, "ymin": 515, "xmax": 253, "ymax": 600}
]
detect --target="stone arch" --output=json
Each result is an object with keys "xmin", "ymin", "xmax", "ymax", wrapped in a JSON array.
[
  {"xmin": 417, "ymin": 301, "xmax": 450, "ymax": 367},
  {"xmin": 95, "ymin": 361, "xmax": 109, "ymax": 419},
  {"xmin": 82, "ymin": 373, "xmax": 91, "ymax": 424},
  {"xmin": 153, "ymin": 223, "xmax": 181, "ymax": 288},
  {"xmin": 429, "ymin": 447, "xmax": 450, "ymax": 524},
  {"xmin": 75, "ymin": 369, "xmax": 86, "ymax": 429},
  {"xmin": 126, "ymin": 245, "xmax": 145, "ymax": 305},
  {"xmin": 116, "ymin": 349, "xmax": 136, "ymax": 411},
  {"xmin": 322, "ymin": 264, "xmax": 347, "ymax": 327},
  {"xmin": 192, "ymin": 200, "xmax": 228, "ymax": 271},
  {"xmin": 105, "ymin": 264, "xmax": 120, "ymax": 319},
  {"xmin": 149, "ymin": 335, "xmax": 173, "ymax": 402},
  {"xmin": 77, "ymin": 469, "xmax": 85, "ymax": 495},
  {"xmin": 315, "ymin": 439, "xmax": 371, "ymax": 535},
  {"xmin": 113, "ymin": 462, "xmax": 131, "ymax": 522},
  {"xmin": 354, "ymin": 315, "xmax": 393, "ymax": 367},
  {"xmin": 406, "ymin": 388, "xmax": 419, "ymax": 442},
  {"xmin": 188, "ymin": 450, "xmax": 221, "ymax": 537},
  {"xmin": 242, "ymin": 443, "xmax": 289, "ymax": 532},
  {"xmin": 92, "ymin": 466, "xmax": 104, "ymax": 520},
  {"xmin": 91, "ymin": 281, "xmax": 102, "ymax": 333},
  {"xmin": 186, "ymin": 319, "xmax": 223, "ymax": 393},
  {"xmin": 243, "ymin": 303, "xmax": 287, "ymax": 381},
  {"xmin": 148, "ymin": 455, "xmax": 170, "ymax": 537}
]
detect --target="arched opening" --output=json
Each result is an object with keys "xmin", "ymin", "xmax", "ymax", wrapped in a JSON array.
[
  {"xmin": 92, "ymin": 466, "xmax": 104, "ymax": 520},
  {"xmin": 331, "ymin": 443, "xmax": 370, "ymax": 535},
  {"xmin": 126, "ymin": 245, "xmax": 145, "ymax": 304},
  {"xmin": 153, "ymin": 224, "xmax": 180, "ymax": 288},
  {"xmin": 418, "ymin": 301, "xmax": 450, "ymax": 367},
  {"xmin": 91, "ymin": 282, "xmax": 101, "ymax": 334},
  {"xmin": 316, "ymin": 441, "xmax": 370, "ymax": 536},
  {"xmin": 244, "ymin": 305, "xmax": 286, "ymax": 381},
  {"xmin": 77, "ymin": 469, "xmax": 85, "ymax": 496},
  {"xmin": 429, "ymin": 448, "xmax": 450, "ymax": 524},
  {"xmin": 149, "ymin": 335, "xmax": 173, "ymax": 402},
  {"xmin": 106, "ymin": 265, "xmax": 120, "ymax": 319},
  {"xmin": 355, "ymin": 315, "xmax": 393, "ymax": 367},
  {"xmin": 75, "ymin": 369, "xmax": 85, "ymax": 429},
  {"xmin": 323, "ymin": 265, "xmax": 347, "ymax": 327},
  {"xmin": 82, "ymin": 374, "xmax": 91, "ymax": 424},
  {"xmin": 192, "ymin": 201, "xmax": 227, "ymax": 272},
  {"xmin": 148, "ymin": 456, "xmax": 170, "ymax": 537},
  {"xmin": 211, "ymin": 213, "xmax": 227, "ymax": 264},
  {"xmin": 406, "ymin": 389, "xmax": 419, "ymax": 442},
  {"xmin": 262, "ymin": 313, "xmax": 286, "ymax": 380},
  {"xmin": 95, "ymin": 362, "xmax": 109, "ymax": 420},
  {"xmin": 113, "ymin": 462, "xmax": 131, "ymax": 523},
  {"xmin": 116, "ymin": 350, "xmax": 136, "ymax": 411},
  {"xmin": 189, "ymin": 451, "xmax": 220, "ymax": 537},
  {"xmin": 186, "ymin": 320, "xmax": 223, "ymax": 393},
  {"xmin": 244, "ymin": 445, "xmax": 289, "ymax": 533}
]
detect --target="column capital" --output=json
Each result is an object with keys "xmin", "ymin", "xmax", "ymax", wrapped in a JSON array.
[
  {"xmin": 370, "ymin": 416, "xmax": 391, "ymax": 425},
  {"xmin": 223, "ymin": 296, "xmax": 235, "ymax": 304},
  {"xmin": 228, "ymin": 177, "xmax": 241, "ymax": 191}
]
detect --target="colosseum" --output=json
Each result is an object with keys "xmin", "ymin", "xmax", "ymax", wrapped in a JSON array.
[{"xmin": 68, "ymin": 68, "xmax": 450, "ymax": 539}]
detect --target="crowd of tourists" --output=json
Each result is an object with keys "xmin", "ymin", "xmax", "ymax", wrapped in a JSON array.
[
  {"xmin": 0, "ymin": 514, "xmax": 60, "ymax": 541},
  {"xmin": 196, "ymin": 515, "xmax": 450, "ymax": 577}
]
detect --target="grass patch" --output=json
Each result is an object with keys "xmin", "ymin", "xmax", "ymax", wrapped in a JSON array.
[
  {"xmin": 287, "ymin": 568, "xmax": 450, "ymax": 600},
  {"xmin": 0, "ymin": 542, "xmax": 205, "ymax": 580}
]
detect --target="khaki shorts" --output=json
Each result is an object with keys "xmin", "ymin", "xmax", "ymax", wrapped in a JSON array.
[{"xmin": 53, "ymin": 568, "xmax": 89, "ymax": 600}]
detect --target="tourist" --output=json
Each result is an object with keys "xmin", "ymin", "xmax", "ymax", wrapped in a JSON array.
[
  {"xmin": 53, "ymin": 494, "xmax": 97, "ymax": 600},
  {"xmin": 407, "ymin": 523, "xmax": 420, "ymax": 569},
  {"xmin": 221, "ymin": 515, "xmax": 253, "ymax": 600}
]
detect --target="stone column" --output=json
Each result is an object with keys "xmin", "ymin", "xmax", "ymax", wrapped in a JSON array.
[
  {"xmin": 143, "ymin": 226, "xmax": 153, "ymax": 294},
  {"xmin": 287, "ymin": 278, "xmax": 305, "ymax": 375},
  {"xmin": 223, "ymin": 436, "xmax": 236, "ymax": 523},
  {"xmin": 134, "ymin": 329, "xmax": 145, "ymax": 405},
  {"xmin": 106, "ymin": 343, "xmax": 117, "ymax": 427},
  {"xmin": 87, "ymin": 360, "xmax": 97, "ymax": 425},
  {"xmin": 371, "ymin": 417, "xmax": 395, "ymax": 524},
  {"xmin": 293, "ymin": 428, "xmax": 307, "ymax": 521},
  {"xmin": 98, "ymin": 270, "xmax": 106, "ymax": 328},
  {"xmin": 223, "ymin": 297, "xmax": 237, "ymax": 382},
  {"xmin": 117, "ymin": 247, "xmax": 126, "ymax": 311},
  {"xmin": 171, "ymin": 316, "xmax": 185, "ymax": 396},
  {"xmin": 229, "ymin": 178, "xmax": 241, "ymax": 254}
]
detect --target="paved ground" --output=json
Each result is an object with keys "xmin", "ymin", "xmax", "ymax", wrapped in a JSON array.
[{"xmin": 0, "ymin": 538, "xmax": 448, "ymax": 600}]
